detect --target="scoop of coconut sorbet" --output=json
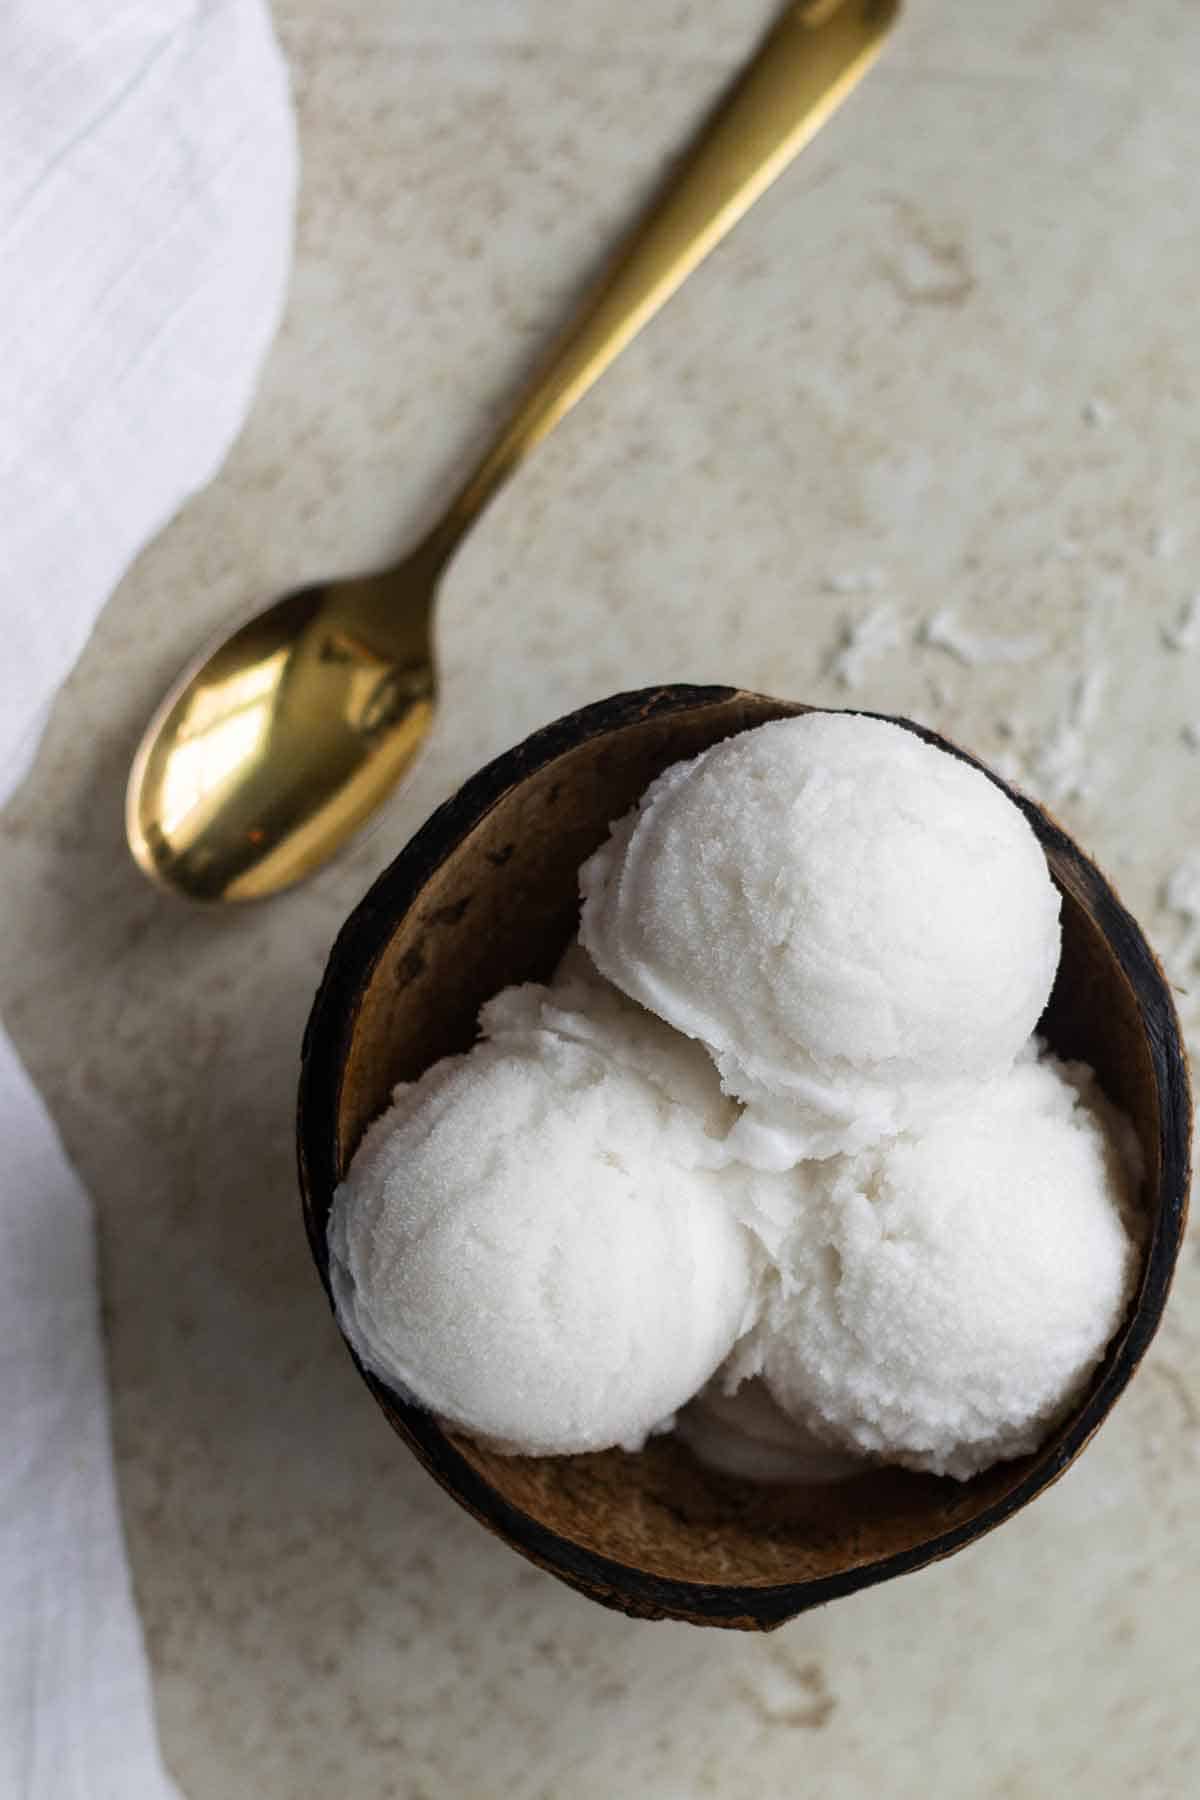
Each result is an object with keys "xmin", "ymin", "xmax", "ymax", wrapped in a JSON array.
[
  {"xmin": 580, "ymin": 711, "xmax": 1062, "ymax": 1165},
  {"xmin": 758, "ymin": 1048, "xmax": 1142, "ymax": 1479},
  {"xmin": 327, "ymin": 982, "xmax": 760, "ymax": 1457}
]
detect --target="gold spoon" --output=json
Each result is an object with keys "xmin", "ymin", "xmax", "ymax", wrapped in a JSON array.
[{"xmin": 127, "ymin": 0, "xmax": 899, "ymax": 902}]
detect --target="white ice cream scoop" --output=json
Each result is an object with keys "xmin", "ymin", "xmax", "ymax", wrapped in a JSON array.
[
  {"xmin": 327, "ymin": 1005, "xmax": 759, "ymax": 1457},
  {"xmin": 760, "ymin": 1048, "xmax": 1142, "ymax": 1480},
  {"xmin": 580, "ymin": 711, "xmax": 1062, "ymax": 1162}
]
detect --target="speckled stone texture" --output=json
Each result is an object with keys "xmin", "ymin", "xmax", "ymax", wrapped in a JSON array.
[{"xmin": 3, "ymin": 0, "xmax": 1200, "ymax": 1794}]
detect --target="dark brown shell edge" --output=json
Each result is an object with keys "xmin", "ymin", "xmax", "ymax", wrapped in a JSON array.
[{"xmin": 297, "ymin": 684, "xmax": 1191, "ymax": 1629}]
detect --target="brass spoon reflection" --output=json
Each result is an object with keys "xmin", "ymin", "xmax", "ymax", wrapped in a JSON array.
[{"xmin": 127, "ymin": 0, "xmax": 899, "ymax": 902}]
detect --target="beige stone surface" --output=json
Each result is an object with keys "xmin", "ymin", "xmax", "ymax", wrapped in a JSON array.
[{"xmin": 3, "ymin": 1, "xmax": 1200, "ymax": 1794}]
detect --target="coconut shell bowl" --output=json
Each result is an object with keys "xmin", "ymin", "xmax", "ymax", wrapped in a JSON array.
[{"xmin": 298, "ymin": 686, "xmax": 1190, "ymax": 1630}]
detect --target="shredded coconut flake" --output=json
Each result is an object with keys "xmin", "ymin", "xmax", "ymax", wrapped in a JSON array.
[
  {"xmin": 826, "ymin": 602, "xmax": 902, "ymax": 690},
  {"xmin": 1029, "ymin": 665, "xmax": 1106, "ymax": 806},
  {"xmin": 1162, "ymin": 854, "xmax": 1200, "ymax": 987},
  {"xmin": 1083, "ymin": 396, "xmax": 1116, "ymax": 428},
  {"xmin": 1162, "ymin": 595, "xmax": 1200, "ymax": 652},
  {"xmin": 920, "ymin": 606, "xmax": 1046, "ymax": 668},
  {"xmin": 822, "ymin": 567, "xmax": 885, "ymax": 595}
]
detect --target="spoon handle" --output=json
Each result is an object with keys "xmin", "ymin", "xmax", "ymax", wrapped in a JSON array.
[{"xmin": 423, "ymin": 0, "xmax": 898, "ymax": 564}]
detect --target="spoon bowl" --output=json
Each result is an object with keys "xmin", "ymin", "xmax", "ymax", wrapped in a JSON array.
[
  {"xmin": 298, "ymin": 685, "xmax": 1191, "ymax": 1629},
  {"xmin": 126, "ymin": 559, "xmax": 439, "ymax": 902}
]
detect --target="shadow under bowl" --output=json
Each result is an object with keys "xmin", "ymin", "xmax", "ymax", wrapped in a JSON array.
[{"xmin": 298, "ymin": 685, "xmax": 1191, "ymax": 1629}]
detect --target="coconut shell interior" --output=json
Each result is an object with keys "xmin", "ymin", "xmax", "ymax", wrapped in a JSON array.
[{"xmin": 298, "ymin": 686, "xmax": 1190, "ymax": 1628}]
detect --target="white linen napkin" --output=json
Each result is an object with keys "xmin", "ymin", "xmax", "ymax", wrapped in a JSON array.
[{"xmin": 0, "ymin": 3, "xmax": 296, "ymax": 1793}]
